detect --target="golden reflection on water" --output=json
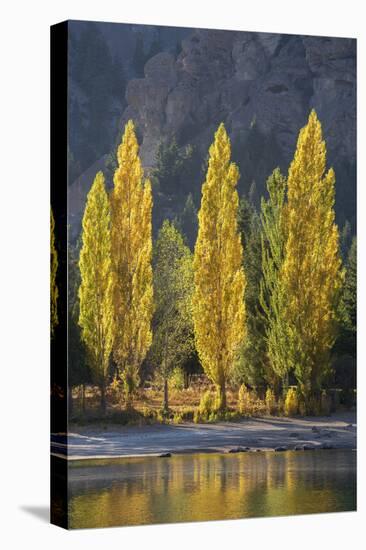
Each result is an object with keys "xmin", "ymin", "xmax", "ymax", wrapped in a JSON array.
[{"xmin": 68, "ymin": 450, "xmax": 356, "ymax": 529}]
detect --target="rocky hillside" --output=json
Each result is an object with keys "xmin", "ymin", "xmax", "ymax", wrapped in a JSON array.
[{"xmin": 69, "ymin": 27, "xmax": 356, "ymax": 241}]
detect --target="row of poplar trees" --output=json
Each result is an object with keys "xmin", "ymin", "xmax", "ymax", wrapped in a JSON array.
[{"xmin": 77, "ymin": 110, "xmax": 345, "ymax": 414}]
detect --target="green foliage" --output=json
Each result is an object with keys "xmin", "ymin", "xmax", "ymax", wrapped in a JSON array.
[
  {"xmin": 174, "ymin": 193, "xmax": 198, "ymax": 250},
  {"xmin": 169, "ymin": 367, "xmax": 185, "ymax": 392},
  {"xmin": 259, "ymin": 168, "xmax": 288, "ymax": 386},
  {"xmin": 284, "ymin": 387, "xmax": 299, "ymax": 417},
  {"xmin": 234, "ymin": 194, "xmax": 266, "ymax": 388},
  {"xmin": 265, "ymin": 388, "xmax": 276, "ymax": 415},
  {"xmin": 342, "ymin": 237, "xmax": 357, "ymax": 331},
  {"xmin": 153, "ymin": 139, "xmax": 200, "ymax": 198},
  {"xmin": 121, "ymin": 368, "xmax": 140, "ymax": 407},
  {"xmin": 197, "ymin": 390, "xmax": 217, "ymax": 421},
  {"xmin": 238, "ymin": 384, "xmax": 258, "ymax": 416},
  {"xmin": 150, "ymin": 220, "xmax": 194, "ymax": 410},
  {"xmin": 340, "ymin": 220, "xmax": 352, "ymax": 262}
]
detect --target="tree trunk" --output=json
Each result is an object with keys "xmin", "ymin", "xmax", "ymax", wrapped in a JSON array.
[
  {"xmin": 162, "ymin": 378, "xmax": 169, "ymax": 413},
  {"xmin": 217, "ymin": 379, "xmax": 226, "ymax": 411},
  {"xmin": 100, "ymin": 382, "xmax": 106, "ymax": 415}
]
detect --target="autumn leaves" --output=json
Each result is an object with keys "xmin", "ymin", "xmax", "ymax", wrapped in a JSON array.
[
  {"xmin": 79, "ymin": 122, "xmax": 153, "ymax": 411},
  {"xmin": 78, "ymin": 111, "xmax": 342, "ymax": 414}
]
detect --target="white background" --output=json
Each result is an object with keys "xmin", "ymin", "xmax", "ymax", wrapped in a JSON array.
[{"xmin": 0, "ymin": 0, "xmax": 364, "ymax": 548}]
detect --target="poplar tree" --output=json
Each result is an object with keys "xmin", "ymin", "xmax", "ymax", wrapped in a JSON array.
[
  {"xmin": 50, "ymin": 207, "xmax": 59, "ymax": 337},
  {"xmin": 259, "ymin": 168, "xmax": 288, "ymax": 389},
  {"xmin": 193, "ymin": 123, "xmax": 246, "ymax": 411},
  {"xmin": 111, "ymin": 120, "xmax": 154, "ymax": 407},
  {"xmin": 151, "ymin": 220, "xmax": 194, "ymax": 412},
  {"xmin": 281, "ymin": 110, "xmax": 343, "ymax": 408},
  {"xmin": 235, "ymin": 195, "xmax": 264, "ymax": 388},
  {"xmin": 78, "ymin": 172, "xmax": 114, "ymax": 413}
]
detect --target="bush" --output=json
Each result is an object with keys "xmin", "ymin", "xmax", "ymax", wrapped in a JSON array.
[
  {"xmin": 238, "ymin": 384, "xmax": 258, "ymax": 416},
  {"xmin": 110, "ymin": 375, "xmax": 124, "ymax": 405},
  {"xmin": 265, "ymin": 388, "xmax": 276, "ymax": 415},
  {"xmin": 169, "ymin": 367, "xmax": 185, "ymax": 392},
  {"xmin": 198, "ymin": 390, "xmax": 216, "ymax": 421},
  {"xmin": 284, "ymin": 387, "xmax": 299, "ymax": 416},
  {"xmin": 172, "ymin": 411, "xmax": 183, "ymax": 424}
]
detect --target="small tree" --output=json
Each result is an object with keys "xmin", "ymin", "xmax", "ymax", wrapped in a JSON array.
[
  {"xmin": 259, "ymin": 168, "xmax": 288, "ymax": 390},
  {"xmin": 175, "ymin": 193, "xmax": 198, "ymax": 250},
  {"xmin": 150, "ymin": 220, "xmax": 194, "ymax": 412},
  {"xmin": 78, "ymin": 172, "xmax": 114, "ymax": 413},
  {"xmin": 235, "ymin": 194, "xmax": 265, "ymax": 389}
]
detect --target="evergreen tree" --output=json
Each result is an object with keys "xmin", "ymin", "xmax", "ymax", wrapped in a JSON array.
[
  {"xmin": 153, "ymin": 139, "xmax": 200, "ymax": 199},
  {"xmin": 342, "ymin": 237, "xmax": 357, "ymax": 331},
  {"xmin": 280, "ymin": 110, "xmax": 344, "ymax": 408},
  {"xmin": 50, "ymin": 207, "xmax": 58, "ymax": 337},
  {"xmin": 111, "ymin": 120, "xmax": 154, "ymax": 407},
  {"xmin": 78, "ymin": 172, "xmax": 114, "ymax": 413},
  {"xmin": 193, "ymin": 123, "xmax": 246, "ymax": 410},
  {"xmin": 259, "ymin": 168, "xmax": 288, "ymax": 389},
  {"xmin": 150, "ymin": 220, "xmax": 194, "ymax": 412},
  {"xmin": 340, "ymin": 220, "xmax": 352, "ymax": 263},
  {"xmin": 235, "ymin": 195, "xmax": 265, "ymax": 388},
  {"xmin": 333, "ymin": 236, "xmax": 356, "ymax": 390},
  {"xmin": 175, "ymin": 193, "xmax": 198, "ymax": 250}
]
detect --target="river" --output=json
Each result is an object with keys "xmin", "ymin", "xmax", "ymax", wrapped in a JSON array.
[{"xmin": 67, "ymin": 449, "xmax": 356, "ymax": 528}]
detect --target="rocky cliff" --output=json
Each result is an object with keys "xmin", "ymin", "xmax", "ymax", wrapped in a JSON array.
[
  {"xmin": 69, "ymin": 28, "xmax": 356, "ymax": 240},
  {"xmin": 123, "ymin": 29, "xmax": 355, "ymax": 170}
]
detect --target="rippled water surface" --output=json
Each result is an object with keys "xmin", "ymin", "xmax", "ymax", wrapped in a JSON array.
[{"xmin": 68, "ymin": 449, "xmax": 356, "ymax": 528}]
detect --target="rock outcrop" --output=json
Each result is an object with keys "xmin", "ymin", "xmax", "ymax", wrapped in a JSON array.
[
  {"xmin": 69, "ymin": 28, "xmax": 356, "ymax": 240},
  {"xmin": 122, "ymin": 28, "xmax": 356, "ymax": 184}
]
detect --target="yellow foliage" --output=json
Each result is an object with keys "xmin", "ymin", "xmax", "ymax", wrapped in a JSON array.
[
  {"xmin": 237, "ymin": 384, "xmax": 260, "ymax": 416},
  {"xmin": 281, "ymin": 110, "xmax": 344, "ymax": 403},
  {"xmin": 78, "ymin": 172, "xmax": 114, "ymax": 404},
  {"xmin": 265, "ymin": 388, "xmax": 276, "ymax": 415},
  {"xmin": 50, "ymin": 207, "xmax": 58, "ymax": 337},
  {"xmin": 284, "ymin": 387, "xmax": 299, "ymax": 417},
  {"xmin": 111, "ymin": 120, "xmax": 154, "ymax": 402},
  {"xmin": 193, "ymin": 123, "xmax": 246, "ymax": 410}
]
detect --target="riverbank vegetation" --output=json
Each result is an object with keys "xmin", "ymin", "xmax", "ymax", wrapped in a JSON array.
[{"xmin": 52, "ymin": 110, "xmax": 356, "ymax": 424}]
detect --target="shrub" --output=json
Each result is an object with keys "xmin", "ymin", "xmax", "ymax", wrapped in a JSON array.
[
  {"xmin": 284, "ymin": 387, "xmax": 299, "ymax": 416},
  {"xmin": 172, "ymin": 411, "xmax": 183, "ymax": 424},
  {"xmin": 198, "ymin": 390, "xmax": 216, "ymax": 421},
  {"xmin": 169, "ymin": 367, "xmax": 185, "ymax": 392},
  {"xmin": 110, "ymin": 375, "xmax": 124, "ymax": 405},
  {"xmin": 265, "ymin": 388, "xmax": 276, "ymax": 415},
  {"xmin": 238, "ymin": 384, "xmax": 257, "ymax": 416}
]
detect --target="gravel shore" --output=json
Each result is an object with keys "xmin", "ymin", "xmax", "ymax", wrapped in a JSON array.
[{"xmin": 51, "ymin": 412, "xmax": 356, "ymax": 459}]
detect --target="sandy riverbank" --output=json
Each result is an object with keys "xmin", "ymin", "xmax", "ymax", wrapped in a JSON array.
[{"xmin": 51, "ymin": 412, "xmax": 356, "ymax": 459}]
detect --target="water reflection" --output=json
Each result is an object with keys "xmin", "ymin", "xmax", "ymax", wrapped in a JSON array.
[{"xmin": 68, "ymin": 450, "xmax": 356, "ymax": 529}]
